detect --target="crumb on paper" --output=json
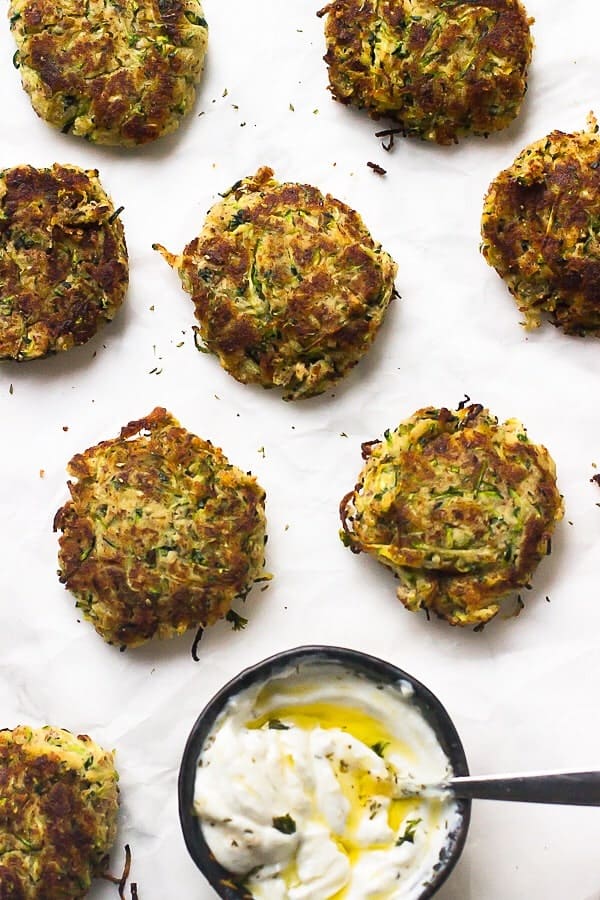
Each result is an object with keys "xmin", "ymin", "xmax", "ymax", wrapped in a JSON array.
[
  {"xmin": 39, "ymin": 469, "xmax": 45, "ymax": 479},
  {"xmin": 289, "ymin": 103, "xmax": 295, "ymax": 112},
  {"xmin": 367, "ymin": 161, "xmax": 387, "ymax": 176},
  {"xmin": 257, "ymin": 447, "xmax": 265, "ymax": 458},
  {"xmin": 9, "ymin": 383, "xmax": 13, "ymax": 395},
  {"xmin": 62, "ymin": 426, "xmax": 69, "ymax": 432}
]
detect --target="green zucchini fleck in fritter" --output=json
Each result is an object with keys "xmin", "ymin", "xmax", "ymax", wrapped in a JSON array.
[
  {"xmin": 482, "ymin": 115, "xmax": 600, "ymax": 334},
  {"xmin": 154, "ymin": 167, "xmax": 398, "ymax": 400},
  {"xmin": 0, "ymin": 726, "xmax": 119, "ymax": 900},
  {"xmin": 340, "ymin": 404, "xmax": 563, "ymax": 626},
  {"xmin": 0, "ymin": 164, "xmax": 128, "ymax": 361},
  {"xmin": 8, "ymin": 0, "xmax": 208, "ymax": 146},
  {"xmin": 53, "ymin": 407, "xmax": 268, "ymax": 649},
  {"xmin": 318, "ymin": 0, "xmax": 533, "ymax": 145}
]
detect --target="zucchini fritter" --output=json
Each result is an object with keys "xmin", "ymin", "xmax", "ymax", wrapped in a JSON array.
[
  {"xmin": 155, "ymin": 167, "xmax": 398, "ymax": 400},
  {"xmin": 0, "ymin": 164, "xmax": 128, "ymax": 361},
  {"xmin": 0, "ymin": 726, "xmax": 119, "ymax": 900},
  {"xmin": 9, "ymin": 0, "xmax": 208, "ymax": 146},
  {"xmin": 340, "ymin": 404, "xmax": 563, "ymax": 626},
  {"xmin": 54, "ymin": 408, "xmax": 267, "ymax": 649},
  {"xmin": 482, "ymin": 116, "xmax": 600, "ymax": 334},
  {"xmin": 318, "ymin": 0, "xmax": 533, "ymax": 145}
]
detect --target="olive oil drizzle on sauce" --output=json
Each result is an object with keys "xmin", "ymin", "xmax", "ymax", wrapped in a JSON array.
[{"xmin": 247, "ymin": 699, "xmax": 442, "ymax": 899}]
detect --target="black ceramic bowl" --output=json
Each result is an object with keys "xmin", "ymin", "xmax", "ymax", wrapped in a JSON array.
[{"xmin": 178, "ymin": 645, "xmax": 471, "ymax": 900}]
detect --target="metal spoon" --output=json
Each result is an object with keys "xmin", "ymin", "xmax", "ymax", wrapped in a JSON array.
[{"xmin": 400, "ymin": 771, "xmax": 600, "ymax": 806}]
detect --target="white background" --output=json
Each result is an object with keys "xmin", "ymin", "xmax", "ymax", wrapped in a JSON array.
[{"xmin": 1, "ymin": 1, "xmax": 600, "ymax": 897}]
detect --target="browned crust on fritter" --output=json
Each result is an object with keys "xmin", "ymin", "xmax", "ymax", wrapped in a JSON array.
[
  {"xmin": 9, "ymin": 0, "xmax": 208, "ymax": 145},
  {"xmin": 481, "ymin": 118, "xmax": 600, "ymax": 334},
  {"xmin": 0, "ymin": 164, "xmax": 128, "ymax": 360},
  {"xmin": 0, "ymin": 726, "xmax": 118, "ymax": 900},
  {"xmin": 340, "ymin": 404, "xmax": 563, "ymax": 625},
  {"xmin": 54, "ymin": 407, "xmax": 267, "ymax": 648},
  {"xmin": 319, "ymin": 0, "xmax": 533, "ymax": 144},
  {"xmin": 159, "ymin": 166, "xmax": 397, "ymax": 400}
]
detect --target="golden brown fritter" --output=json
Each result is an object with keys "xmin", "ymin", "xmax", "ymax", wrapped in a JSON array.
[
  {"xmin": 54, "ymin": 407, "xmax": 268, "ymax": 649},
  {"xmin": 0, "ymin": 164, "xmax": 128, "ymax": 361},
  {"xmin": 318, "ymin": 0, "xmax": 533, "ymax": 145},
  {"xmin": 482, "ymin": 115, "xmax": 600, "ymax": 334},
  {"xmin": 340, "ymin": 404, "xmax": 563, "ymax": 626},
  {"xmin": 9, "ymin": 0, "xmax": 208, "ymax": 146},
  {"xmin": 0, "ymin": 726, "xmax": 119, "ymax": 900},
  {"xmin": 154, "ymin": 167, "xmax": 398, "ymax": 400}
]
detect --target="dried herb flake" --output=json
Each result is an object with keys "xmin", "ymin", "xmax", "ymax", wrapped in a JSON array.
[
  {"xmin": 225, "ymin": 609, "xmax": 248, "ymax": 631},
  {"xmin": 272, "ymin": 814, "xmax": 296, "ymax": 834},
  {"xmin": 371, "ymin": 740, "xmax": 389, "ymax": 757},
  {"xmin": 396, "ymin": 818, "xmax": 421, "ymax": 846}
]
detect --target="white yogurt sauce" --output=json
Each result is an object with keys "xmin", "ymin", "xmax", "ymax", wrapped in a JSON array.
[{"xmin": 194, "ymin": 662, "xmax": 460, "ymax": 900}]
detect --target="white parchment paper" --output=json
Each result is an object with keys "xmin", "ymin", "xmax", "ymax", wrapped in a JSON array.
[{"xmin": 1, "ymin": 1, "xmax": 600, "ymax": 897}]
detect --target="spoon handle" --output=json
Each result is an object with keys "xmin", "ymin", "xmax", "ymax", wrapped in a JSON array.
[{"xmin": 448, "ymin": 771, "xmax": 600, "ymax": 806}]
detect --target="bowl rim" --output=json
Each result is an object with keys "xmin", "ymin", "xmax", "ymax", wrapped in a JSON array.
[{"xmin": 178, "ymin": 644, "xmax": 471, "ymax": 900}]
